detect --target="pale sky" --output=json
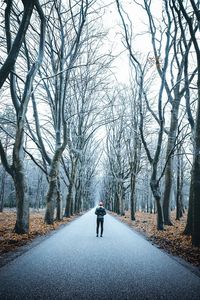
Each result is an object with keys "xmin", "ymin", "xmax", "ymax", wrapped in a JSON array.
[{"xmin": 100, "ymin": 0, "xmax": 163, "ymax": 83}]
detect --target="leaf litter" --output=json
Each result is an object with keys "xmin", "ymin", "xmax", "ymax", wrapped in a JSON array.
[
  {"xmin": 0, "ymin": 210, "xmax": 77, "ymax": 256},
  {"xmin": 112, "ymin": 211, "xmax": 200, "ymax": 269}
]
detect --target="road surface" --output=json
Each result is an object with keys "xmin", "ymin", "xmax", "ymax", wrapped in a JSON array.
[{"xmin": 0, "ymin": 209, "xmax": 200, "ymax": 299}]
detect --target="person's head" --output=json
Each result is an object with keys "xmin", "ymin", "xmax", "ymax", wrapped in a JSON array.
[{"xmin": 99, "ymin": 201, "xmax": 103, "ymax": 207}]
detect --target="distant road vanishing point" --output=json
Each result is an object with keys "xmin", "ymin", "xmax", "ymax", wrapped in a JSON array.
[{"xmin": 0, "ymin": 209, "xmax": 200, "ymax": 300}]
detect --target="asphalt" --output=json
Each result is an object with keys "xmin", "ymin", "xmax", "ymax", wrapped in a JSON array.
[{"xmin": 0, "ymin": 209, "xmax": 200, "ymax": 300}]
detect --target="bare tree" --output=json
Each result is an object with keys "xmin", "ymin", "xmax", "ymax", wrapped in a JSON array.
[
  {"xmin": 0, "ymin": 1, "xmax": 46, "ymax": 233},
  {"xmin": 126, "ymin": 80, "xmax": 141, "ymax": 220},
  {"xmin": 40, "ymin": 0, "xmax": 98, "ymax": 224},
  {"xmin": 0, "ymin": 0, "xmax": 35, "ymax": 89},
  {"xmin": 176, "ymin": 0, "xmax": 200, "ymax": 246},
  {"xmin": 104, "ymin": 89, "xmax": 131, "ymax": 216},
  {"xmin": 115, "ymin": 0, "xmax": 171, "ymax": 229},
  {"xmin": 161, "ymin": 0, "xmax": 197, "ymax": 225}
]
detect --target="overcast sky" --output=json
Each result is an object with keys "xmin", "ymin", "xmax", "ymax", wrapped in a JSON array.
[{"xmin": 100, "ymin": 0, "xmax": 163, "ymax": 83}]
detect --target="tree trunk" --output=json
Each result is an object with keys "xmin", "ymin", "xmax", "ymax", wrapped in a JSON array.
[
  {"xmin": 149, "ymin": 194, "xmax": 153, "ymax": 214},
  {"xmin": 184, "ymin": 178, "xmax": 193, "ymax": 235},
  {"xmin": 74, "ymin": 188, "xmax": 79, "ymax": 213},
  {"xmin": 0, "ymin": 168, "xmax": 6, "ymax": 212},
  {"xmin": 13, "ymin": 150, "xmax": 29, "ymax": 233},
  {"xmin": 150, "ymin": 180, "xmax": 164, "ymax": 230},
  {"xmin": 176, "ymin": 174, "xmax": 182, "ymax": 220},
  {"xmin": 176, "ymin": 145, "xmax": 184, "ymax": 220},
  {"xmin": 118, "ymin": 183, "xmax": 125, "ymax": 216},
  {"xmin": 163, "ymin": 97, "xmax": 180, "ymax": 225},
  {"xmin": 130, "ymin": 173, "xmax": 136, "ymax": 220},
  {"xmin": 77, "ymin": 191, "xmax": 82, "ymax": 213},
  {"xmin": 163, "ymin": 160, "xmax": 173, "ymax": 225},
  {"xmin": 45, "ymin": 177, "xmax": 57, "ymax": 224},
  {"xmin": 56, "ymin": 177, "xmax": 62, "ymax": 221},
  {"xmin": 64, "ymin": 183, "xmax": 73, "ymax": 218},
  {"xmin": 56, "ymin": 193, "xmax": 62, "ymax": 221},
  {"xmin": 74, "ymin": 178, "xmax": 82, "ymax": 213},
  {"xmin": 35, "ymin": 174, "xmax": 41, "ymax": 211},
  {"xmin": 176, "ymin": 175, "xmax": 182, "ymax": 220},
  {"xmin": 0, "ymin": 1, "xmax": 34, "ymax": 89},
  {"xmin": 191, "ymin": 81, "xmax": 200, "ymax": 246},
  {"xmin": 45, "ymin": 148, "xmax": 64, "ymax": 224},
  {"xmin": 130, "ymin": 158, "xmax": 137, "ymax": 220},
  {"xmin": 115, "ymin": 190, "xmax": 120, "ymax": 214}
]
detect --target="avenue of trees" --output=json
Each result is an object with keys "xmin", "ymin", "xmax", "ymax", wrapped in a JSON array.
[
  {"xmin": 101, "ymin": 0, "xmax": 200, "ymax": 246},
  {"xmin": 0, "ymin": 0, "xmax": 112, "ymax": 232},
  {"xmin": 0, "ymin": 0, "xmax": 200, "ymax": 246}
]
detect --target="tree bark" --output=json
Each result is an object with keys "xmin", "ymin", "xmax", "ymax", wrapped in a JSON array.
[
  {"xmin": 45, "ymin": 148, "xmax": 64, "ymax": 224},
  {"xmin": 56, "ymin": 177, "xmax": 62, "ymax": 221},
  {"xmin": 177, "ymin": 0, "xmax": 200, "ymax": 246},
  {"xmin": 184, "ymin": 179, "xmax": 193, "ymax": 235},
  {"xmin": 191, "ymin": 83, "xmax": 200, "ymax": 246},
  {"xmin": 162, "ymin": 76, "xmax": 182, "ymax": 225},
  {"xmin": 13, "ymin": 143, "xmax": 29, "ymax": 233},
  {"xmin": 64, "ymin": 182, "xmax": 73, "ymax": 218},
  {"xmin": 64, "ymin": 158, "xmax": 77, "ymax": 217},
  {"xmin": 0, "ymin": 168, "xmax": 6, "ymax": 212},
  {"xmin": 130, "ymin": 171, "xmax": 136, "ymax": 221},
  {"xmin": 150, "ymin": 180, "xmax": 164, "ymax": 230},
  {"xmin": 0, "ymin": 1, "xmax": 34, "ymax": 89},
  {"xmin": 176, "ymin": 144, "xmax": 184, "ymax": 220}
]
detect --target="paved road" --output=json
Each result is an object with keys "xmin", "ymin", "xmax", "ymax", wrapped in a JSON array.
[{"xmin": 0, "ymin": 209, "xmax": 200, "ymax": 300}]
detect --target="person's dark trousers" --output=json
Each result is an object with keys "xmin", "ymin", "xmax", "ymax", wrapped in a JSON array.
[{"xmin": 96, "ymin": 218, "xmax": 104, "ymax": 236}]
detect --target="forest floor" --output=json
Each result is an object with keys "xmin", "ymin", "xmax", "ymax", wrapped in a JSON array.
[
  {"xmin": 0, "ymin": 209, "xmax": 79, "ymax": 263},
  {"xmin": 111, "ymin": 210, "xmax": 200, "ymax": 270}
]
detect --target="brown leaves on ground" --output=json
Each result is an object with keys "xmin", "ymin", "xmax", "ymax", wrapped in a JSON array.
[
  {"xmin": 0, "ymin": 210, "xmax": 77, "ymax": 255},
  {"xmin": 112, "ymin": 211, "xmax": 200, "ymax": 269}
]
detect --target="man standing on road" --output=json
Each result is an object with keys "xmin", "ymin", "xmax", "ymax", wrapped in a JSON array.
[{"xmin": 95, "ymin": 202, "xmax": 106, "ymax": 237}]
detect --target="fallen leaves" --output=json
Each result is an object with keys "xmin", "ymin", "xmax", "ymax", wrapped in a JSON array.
[
  {"xmin": 112, "ymin": 210, "xmax": 200, "ymax": 269},
  {"xmin": 0, "ymin": 210, "xmax": 77, "ymax": 255}
]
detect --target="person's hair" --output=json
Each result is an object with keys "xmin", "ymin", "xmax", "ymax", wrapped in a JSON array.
[{"xmin": 99, "ymin": 202, "xmax": 103, "ymax": 206}]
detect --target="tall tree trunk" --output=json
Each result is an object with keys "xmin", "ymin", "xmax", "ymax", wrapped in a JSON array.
[
  {"xmin": 45, "ymin": 148, "xmax": 64, "ymax": 224},
  {"xmin": 13, "ymin": 174, "xmax": 29, "ymax": 233},
  {"xmin": 176, "ymin": 169, "xmax": 181, "ymax": 220},
  {"xmin": 130, "ymin": 171, "xmax": 136, "ymax": 220},
  {"xmin": 176, "ymin": 165, "xmax": 181, "ymax": 220},
  {"xmin": 184, "ymin": 179, "xmax": 193, "ymax": 235},
  {"xmin": 0, "ymin": 1, "xmax": 34, "ymax": 89},
  {"xmin": 64, "ymin": 183, "xmax": 73, "ymax": 218},
  {"xmin": 176, "ymin": 0, "xmax": 200, "ymax": 243},
  {"xmin": 149, "ymin": 194, "xmax": 153, "ymax": 214},
  {"xmin": 77, "ymin": 190, "xmax": 82, "ymax": 213},
  {"xmin": 56, "ymin": 192, "xmax": 62, "ymax": 221},
  {"xmin": 56, "ymin": 177, "xmax": 62, "ymax": 221},
  {"xmin": 45, "ymin": 179, "xmax": 57, "ymax": 224},
  {"xmin": 13, "ymin": 140, "xmax": 29, "ymax": 233},
  {"xmin": 191, "ymin": 79, "xmax": 200, "ymax": 246},
  {"xmin": 118, "ymin": 183, "xmax": 125, "ymax": 216},
  {"xmin": 115, "ymin": 190, "xmax": 120, "ymax": 214},
  {"xmin": 0, "ymin": 168, "xmax": 6, "ymax": 212},
  {"xmin": 163, "ymin": 96, "xmax": 180, "ymax": 225},
  {"xmin": 130, "ymin": 135, "xmax": 140, "ymax": 220},
  {"xmin": 64, "ymin": 161, "xmax": 76, "ymax": 217},
  {"xmin": 176, "ymin": 144, "xmax": 184, "ymax": 220},
  {"xmin": 74, "ymin": 188, "xmax": 79, "ymax": 214},
  {"xmin": 150, "ymin": 180, "xmax": 164, "ymax": 230},
  {"xmin": 74, "ymin": 178, "xmax": 81, "ymax": 213},
  {"xmin": 163, "ymin": 159, "xmax": 173, "ymax": 224}
]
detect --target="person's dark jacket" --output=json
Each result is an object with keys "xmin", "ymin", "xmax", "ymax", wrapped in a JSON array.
[{"xmin": 95, "ymin": 206, "xmax": 106, "ymax": 220}]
